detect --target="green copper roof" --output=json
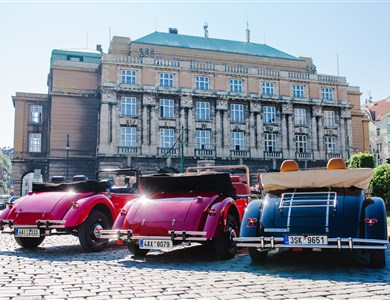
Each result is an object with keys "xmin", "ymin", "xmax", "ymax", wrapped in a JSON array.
[{"xmin": 134, "ymin": 31, "xmax": 299, "ymax": 61}]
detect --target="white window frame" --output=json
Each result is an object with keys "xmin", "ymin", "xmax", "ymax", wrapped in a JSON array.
[
  {"xmin": 325, "ymin": 136, "xmax": 337, "ymax": 153},
  {"xmin": 295, "ymin": 134, "xmax": 307, "ymax": 153},
  {"xmin": 263, "ymin": 106, "xmax": 276, "ymax": 123},
  {"xmin": 160, "ymin": 99, "xmax": 175, "ymax": 118},
  {"xmin": 322, "ymin": 87, "xmax": 334, "ymax": 100},
  {"xmin": 196, "ymin": 102, "xmax": 210, "ymax": 120},
  {"xmin": 264, "ymin": 133, "xmax": 276, "ymax": 152},
  {"xmin": 262, "ymin": 82, "xmax": 275, "ymax": 96},
  {"xmin": 229, "ymin": 79, "xmax": 243, "ymax": 93},
  {"xmin": 160, "ymin": 128, "xmax": 175, "ymax": 148},
  {"xmin": 121, "ymin": 69, "xmax": 137, "ymax": 84},
  {"xmin": 293, "ymin": 85, "xmax": 305, "ymax": 98},
  {"xmin": 159, "ymin": 73, "xmax": 174, "ymax": 87},
  {"xmin": 29, "ymin": 105, "xmax": 42, "ymax": 123},
  {"xmin": 121, "ymin": 127, "xmax": 136, "ymax": 147},
  {"xmin": 323, "ymin": 110, "xmax": 336, "ymax": 127},
  {"xmin": 121, "ymin": 97, "xmax": 137, "ymax": 116},
  {"xmin": 231, "ymin": 131, "xmax": 245, "ymax": 150},
  {"xmin": 29, "ymin": 133, "xmax": 41, "ymax": 153},
  {"xmin": 294, "ymin": 108, "xmax": 306, "ymax": 126},
  {"xmin": 195, "ymin": 76, "xmax": 209, "ymax": 90},
  {"xmin": 231, "ymin": 104, "xmax": 244, "ymax": 122},
  {"xmin": 196, "ymin": 130, "xmax": 211, "ymax": 150}
]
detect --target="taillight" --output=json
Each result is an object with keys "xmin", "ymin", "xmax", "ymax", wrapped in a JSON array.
[
  {"xmin": 364, "ymin": 218, "xmax": 378, "ymax": 226},
  {"xmin": 246, "ymin": 218, "xmax": 257, "ymax": 227},
  {"xmin": 72, "ymin": 202, "xmax": 79, "ymax": 209}
]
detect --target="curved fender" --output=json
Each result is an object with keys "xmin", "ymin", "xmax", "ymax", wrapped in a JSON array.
[
  {"xmin": 62, "ymin": 194, "xmax": 116, "ymax": 228},
  {"xmin": 112, "ymin": 198, "xmax": 139, "ymax": 230},
  {"xmin": 0, "ymin": 206, "xmax": 12, "ymax": 220},
  {"xmin": 364, "ymin": 196, "xmax": 388, "ymax": 240},
  {"xmin": 203, "ymin": 197, "xmax": 236, "ymax": 239},
  {"xmin": 239, "ymin": 199, "xmax": 263, "ymax": 238}
]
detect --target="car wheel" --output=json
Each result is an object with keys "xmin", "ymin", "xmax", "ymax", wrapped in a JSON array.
[
  {"xmin": 78, "ymin": 210, "xmax": 111, "ymax": 252},
  {"xmin": 214, "ymin": 214, "xmax": 238, "ymax": 260},
  {"xmin": 127, "ymin": 241, "xmax": 149, "ymax": 257},
  {"xmin": 370, "ymin": 249, "xmax": 385, "ymax": 268},
  {"xmin": 14, "ymin": 236, "xmax": 45, "ymax": 249},
  {"xmin": 249, "ymin": 247, "xmax": 268, "ymax": 262}
]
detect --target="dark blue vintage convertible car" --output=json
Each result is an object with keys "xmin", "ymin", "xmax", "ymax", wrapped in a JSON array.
[{"xmin": 235, "ymin": 158, "xmax": 388, "ymax": 268}]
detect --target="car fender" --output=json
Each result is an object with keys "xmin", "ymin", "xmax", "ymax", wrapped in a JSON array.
[
  {"xmin": 203, "ymin": 197, "xmax": 238, "ymax": 238},
  {"xmin": 239, "ymin": 199, "xmax": 263, "ymax": 238},
  {"xmin": 363, "ymin": 196, "xmax": 388, "ymax": 240},
  {"xmin": 0, "ymin": 205, "xmax": 11, "ymax": 220},
  {"xmin": 112, "ymin": 198, "xmax": 139, "ymax": 230},
  {"xmin": 62, "ymin": 194, "xmax": 116, "ymax": 228}
]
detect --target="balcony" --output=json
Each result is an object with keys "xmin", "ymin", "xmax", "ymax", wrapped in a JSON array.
[
  {"xmin": 195, "ymin": 148, "xmax": 215, "ymax": 158},
  {"xmin": 326, "ymin": 152, "xmax": 343, "ymax": 160},
  {"xmin": 295, "ymin": 152, "xmax": 313, "ymax": 160},
  {"xmin": 264, "ymin": 151, "xmax": 283, "ymax": 160},
  {"xmin": 118, "ymin": 146, "xmax": 138, "ymax": 155},
  {"xmin": 158, "ymin": 147, "xmax": 177, "ymax": 157},
  {"xmin": 230, "ymin": 149, "xmax": 250, "ymax": 158}
]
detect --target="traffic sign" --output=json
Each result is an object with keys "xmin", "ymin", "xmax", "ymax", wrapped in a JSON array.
[
  {"xmin": 10, "ymin": 180, "xmax": 14, "ymax": 185},
  {"xmin": 10, "ymin": 184, "xmax": 15, "ymax": 190},
  {"xmin": 10, "ymin": 192, "xmax": 15, "ymax": 197}
]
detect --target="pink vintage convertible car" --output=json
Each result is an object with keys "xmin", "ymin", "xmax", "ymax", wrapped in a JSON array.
[
  {"xmin": 0, "ymin": 168, "xmax": 141, "ymax": 252},
  {"xmin": 100, "ymin": 165, "xmax": 251, "ymax": 259}
]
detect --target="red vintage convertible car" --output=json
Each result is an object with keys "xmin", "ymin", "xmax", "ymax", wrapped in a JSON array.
[
  {"xmin": 100, "ymin": 165, "xmax": 251, "ymax": 259},
  {"xmin": 0, "ymin": 168, "xmax": 140, "ymax": 252}
]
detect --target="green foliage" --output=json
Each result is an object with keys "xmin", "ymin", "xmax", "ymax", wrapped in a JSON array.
[
  {"xmin": 371, "ymin": 164, "xmax": 390, "ymax": 210},
  {"xmin": 0, "ymin": 154, "xmax": 12, "ymax": 194},
  {"xmin": 347, "ymin": 153, "xmax": 375, "ymax": 168}
]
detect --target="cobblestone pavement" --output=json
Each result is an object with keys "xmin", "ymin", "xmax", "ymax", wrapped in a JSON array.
[{"xmin": 0, "ymin": 234, "xmax": 389, "ymax": 300}]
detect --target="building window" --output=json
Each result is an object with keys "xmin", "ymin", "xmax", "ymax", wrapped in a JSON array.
[
  {"xmin": 29, "ymin": 105, "xmax": 42, "ymax": 123},
  {"xmin": 159, "ymin": 73, "xmax": 174, "ymax": 87},
  {"xmin": 263, "ymin": 106, "xmax": 276, "ymax": 123},
  {"xmin": 322, "ymin": 87, "xmax": 334, "ymax": 100},
  {"xmin": 121, "ymin": 70, "xmax": 136, "ymax": 84},
  {"xmin": 323, "ymin": 110, "xmax": 336, "ymax": 127},
  {"xmin": 67, "ymin": 55, "xmax": 82, "ymax": 62},
  {"xmin": 196, "ymin": 102, "xmax": 210, "ymax": 120},
  {"xmin": 293, "ymin": 85, "xmax": 305, "ymax": 98},
  {"xmin": 231, "ymin": 104, "xmax": 244, "ymax": 122},
  {"xmin": 262, "ymin": 82, "xmax": 275, "ymax": 95},
  {"xmin": 231, "ymin": 131, "xmax": 245, "ymax": 150},
  {"xmin": 196, "ymin": 130, "xmax": 211, "ymax": 150},
  {"xmin": 160, "ymin": 128, "xmax": 175, "ymax": 148},
  {"xmin": 376, "ymin": 128, "xmax": 380, "ymax": 136},
  {"xmin": 160, "ymin": 99, "xmax": 174, "ymax": 118},
  {"xmin": 121, "ymin": 127, "xmax": 136, "ymax": 147},
  {"xmin": 195, "ymin": 76, "xmax": 209, "ymax": 90},
  {"xmin": 325, "ymin": 136, "xmax": 337, "ymax": 153},
  {"xmin": 229, "ymin": 79, "xmax": 243, "ymax": 93},
  {"xmin": 295, "ymin": 134, "xmax": 307, "ymax": 153},
  {"xmin": 294, "ymin": 108, "xmax": 306, "ymax": 126},
  {"xmin": 29, "ymin": 133, "xmax": 41, "ymax": 153},
  {"xmin": 264, "ymin": 133, "xmax": 276, "ymax": 152},
  {"xmin": 121, "ymin": 97, "xmax": 137, "ymax": 116}
]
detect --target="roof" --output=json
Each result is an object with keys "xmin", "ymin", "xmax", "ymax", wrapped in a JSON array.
[
  {"xmin": 364, "ymin": 97, "xmax": 390, "ymax": 121},
  {"xmin": 134, "ymin": 31, "xmax": 299, "ymax": 61}
]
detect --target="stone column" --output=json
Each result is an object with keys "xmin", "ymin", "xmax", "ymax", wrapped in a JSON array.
[
  {"xmin": 216, "ymin": 98, "xmax": 228, "ymax": 157},
  {"xmin": 311, "ymin": 115, "xmax": 317, "ymax": 158},
  {"xmin": 287, "ymin": 114, "xmax": 294, "ymax": 158},
  {"xmin": 249, "ymin": 112, "xmax": 255, "ymax": 150},
  {"xmin": 98, "ymin": 90, "xmax": 117, "ymax": 155},
  {"xmin": 216, "ymin": 110, "xmax": 222, "ymax": 149},
  {"xmin": 282, "ymin": 103, "xmax": 293, "ymax": 159},
  {"xmin": 256, "ymin": 113, "xmax": 262, "ymax": 151},
  {"xmin": 318, "ymin": 116, "xmax": 325, "ymax": 159}
]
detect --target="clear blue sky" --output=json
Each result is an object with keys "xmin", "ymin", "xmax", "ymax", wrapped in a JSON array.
[{"xmin": 1, "ymin": 0, "xmax": 389, "ymax": 148}]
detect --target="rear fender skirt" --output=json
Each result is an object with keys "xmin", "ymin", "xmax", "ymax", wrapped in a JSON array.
[
  {"xmin": 0, "ymin": 206, "xmax": 12, "ymax": 220},
  {"xmin": 239, "ymin": 199, "xmax": 263, "ymax": 238},
  {"xmin": 203, "ymin": 197, "xmax": 236, "ymax": 238},
  {"xmin": 363, "ymin": 197, "xmax": 388, "ymax": 240},
  {"xmin": 61, "ymin": 195, "xmax": 115, "ymax": 227}
]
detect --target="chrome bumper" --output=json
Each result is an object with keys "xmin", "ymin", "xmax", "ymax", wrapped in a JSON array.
[
  {"xmin": 234, "ymin": 236, "xmax": 389, "ymax": 250},
  {"xmin": 0, "ymin": 219, "xmax": 66, "ymax": 234}
]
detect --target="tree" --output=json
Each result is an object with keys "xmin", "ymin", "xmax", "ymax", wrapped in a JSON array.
[
  {"xmin": 371, "ymin": 164, "xmax": 390, "ymax": 210},
  {"xmin": 347, "ymin": 153, "xmax": 375, "ymax": 168},
  {"xmin": 0, "ymin": 154, "xmax": 12, "ymax": 194}
]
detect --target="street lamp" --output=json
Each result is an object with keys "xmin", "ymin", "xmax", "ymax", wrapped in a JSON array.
[{"xmin": 66, "ymin": 134, "xmax": 69, "ymax": 180}]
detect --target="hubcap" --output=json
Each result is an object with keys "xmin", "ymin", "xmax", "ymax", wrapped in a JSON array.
[{"xmin": 92, "ymin": 223, "xmax": 103, "ymax": 239}]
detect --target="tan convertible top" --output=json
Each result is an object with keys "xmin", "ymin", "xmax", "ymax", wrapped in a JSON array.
[{"xmin": 261, "ymin": 168, "xmax": 373, "ymax": 192}]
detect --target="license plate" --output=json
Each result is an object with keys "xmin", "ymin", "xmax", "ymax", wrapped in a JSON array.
[
  {"xmin": 139, "ymin": 239, "xmax": 173, "ymax": 249},
  {"xmin": 15, "ymin": 228, "xmax": 40, "ymax": 238},
  {"xmin": 284, "ymin": 235, "xmax": 327, "ymax": 245}
]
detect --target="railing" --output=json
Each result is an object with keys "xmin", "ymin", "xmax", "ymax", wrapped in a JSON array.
[
  {"xmin": 155, "ymin": 58, "xmax": 181, "ymax": 67},
  {"xmin": 264, "ymin": 151, "xmax": 283, "ymax": 159},
  {"xmin": 103, "ymin": 54, "xmax": 143, "ymax": 64},
  {"xmin": 230, "ymin": 149, "xmax": 250, "ymax": 158},
  {"xmin": 118, "ymin": 146, "xmax": 138, "ymax": 155},
  {"xmin": 295, "ymin": 152, "xmax": 313, "ymax": 160},
  {"xmin": 288, "ymin": 72, "xmax": 310, "ymax": 80},
  {"xmin": 326, "ymin": 152, "xmax": 342, "ymax": 160},
  {"xmin": 158, "ymin": 147, "xmax": 177, "ymax": 156},
  {"xmin": 195, "ymin": 149, "xmax": 215, "ymax": 157},
  {"xmin": 189, "ymin": 61, "xmax": 215, "ymax": 71},
  {"xmin": 257, "ymin": 68, "xmax": 280, "ymax": 77},
  {"xmin": 224, "ymin": 65, "xmax": 248, "ymax": 74}
]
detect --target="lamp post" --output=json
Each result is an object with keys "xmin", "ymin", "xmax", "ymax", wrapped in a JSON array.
[
  {"xmin": 66, "ymin": 134, "xmax": 69, "ymax": 180},
  {"xmin": 180, "ymin": 126, "xmax": 184, "ymax": 173}
]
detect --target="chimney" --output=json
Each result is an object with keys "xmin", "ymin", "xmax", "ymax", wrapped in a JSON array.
[
  {"xmin": 96, "ymin": 44, "xmax": 103, "ymax": 53},
  {"xmin": 169, "ymin": 28, "xmax": 178, "ymax": 34}
]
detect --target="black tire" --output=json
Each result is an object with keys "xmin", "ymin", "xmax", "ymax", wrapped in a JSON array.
[
  {"xmin": 214, "ymin": 214, "xmax": 238, "ymax": 260},
  {"xmin": 14, "ymin": 236, "xmax": 45, "ymax": 249},
  {"xmin": 127, "ymin": 241, "xmax": 149, "ymax": 257},
  {"xmin": 370, "ymin": 249, "xmax": 386, "ymax": 268},
  {"xmin": 78, "ymin": 210, "xmax": 111, "ymax": 252},
  {"xmin": 249, "ymin": 247, "xmax": 268, "ymax": 263}
]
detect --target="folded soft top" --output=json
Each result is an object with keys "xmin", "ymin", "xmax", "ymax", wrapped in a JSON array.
[{"xmin": 261, "ymin": 168, "xmax": 373, "ymax": 192}]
